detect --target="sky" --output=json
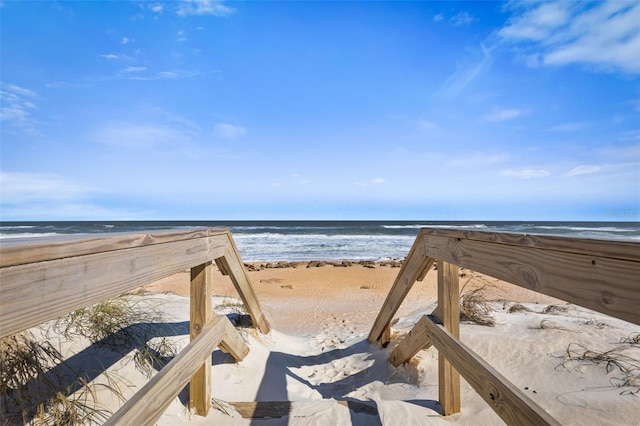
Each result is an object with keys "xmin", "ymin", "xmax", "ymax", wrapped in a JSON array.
[{"xmin": 1, "ymin": 0, "xmax": 639, "ymax": 221}]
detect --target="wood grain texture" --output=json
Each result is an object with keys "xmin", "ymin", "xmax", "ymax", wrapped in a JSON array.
[
  {"xmin": 105, "ymin": 315, "xmax": 248, "ymax": 426},
  {"xmin": 437, "ymin": 261, "xmax": 460, "ymax": 415},
  {"xmin": 388, "ymin": 316, "xmax": 432, "ymax": 367},
  {"xmin": 216, "ymin": 242, "xmax": 271, "ymax": 334},
  {"xmin": 421, "ymin": 315, "xmax": 561, "ymax": 426},
  {"xmin": 229, "ymin": 400, "xmax": 378, "ymax": 419},
  {"xmin": 420, "ymin": 228, "xmax": 640, "ymax": 261},
  {"xmin": 0, "ymin": 236, "xmax": 226, "ymax": 338},
  {"xmin": 190, "ymin": 262, "xmax": 213, "ymax": 416},
  {"xmin": 368, "ymin": 234, "xmax": 435, "ymax": 345},
  {"xmin": 421, "ymin": 234, "xmax": 640, "ymax": 325},
  {"xmin": 0, "ymin": 228, "xmax": 229, "ymax": 267}
]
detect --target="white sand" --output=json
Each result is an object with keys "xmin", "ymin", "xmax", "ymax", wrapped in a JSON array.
[{"xmin": 20, "ymin": 265, "xmax": 640, "ymax": 425}]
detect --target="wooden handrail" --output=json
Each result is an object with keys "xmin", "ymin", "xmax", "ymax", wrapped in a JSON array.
[
  {"xmin": 0, "ymin": 228, "xmax": 269, "ymax": 423},
  {"xmin": 371, "ymin": 228, "xmax": 640, "ymax": 424},
  {"xmin": 0, "ymin": 228, "xmax": 270, "ymax": 338}
]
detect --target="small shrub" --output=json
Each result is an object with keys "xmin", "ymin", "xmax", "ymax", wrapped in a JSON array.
[{"xmin": 459, "ymin": 286, "xmax": 495, "ymax": 326}]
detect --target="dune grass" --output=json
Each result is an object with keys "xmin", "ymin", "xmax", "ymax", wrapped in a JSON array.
[
  {"xmin": 459, "ymin": 285, "xmax": 495, "ymax": 326},
  {"xmin": 561, "ymin": 333, "xmax": 640, "ymax": 394},
  {"xmin": 1, "ymin": 295, "xmax": 180, "ymax": 424}
]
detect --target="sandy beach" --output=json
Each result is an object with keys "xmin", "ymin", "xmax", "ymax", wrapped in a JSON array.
[
  {"xmin": 7, "ymin": 261, "xmax": 639, "ymax": 425},
  {"xmin": 130, "ymin": 262, "xmax": 638, "ymax": 425},
  {"xmin": 141, "ymin": 261, "xmax": 564, "ymax": 336}
]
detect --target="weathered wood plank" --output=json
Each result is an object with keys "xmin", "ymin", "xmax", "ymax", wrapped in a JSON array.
[
  {"xmin": 420, "ymin": 315, "xmax": 561, "ymax": 426},
  {"xmin": 421, "ymin": 234, "xmax": 640, "ymax": 325},
  {"xmin": 105, "ymin": 315, "xmax": 247, "ymax": 426},
  {"xmin": 0, "ymin": 236, "xmax": 227, "ymax": 338},
  {"xmin": 190, "ymin": 262, "xmax": 213, "ymax": 416},
  {"xmin": 0, "ymin": 228, "xmax": 229, "ymax": 267},
  {"xmin": 368, "ymin": 233, "xmax": 435, "ymax": 345},
  {"xmin": 420, "ymin": 228, "xmax": 640, "ymax": 262},
  {"xmin": 216, "ymin": 240, "xmax": 270, "ymax": 334},
  {"xmin": 437, "ymin": 261, "xmax": 460, "ymax": 415},
  {"xmin": 229, "ymin": 400, "xmax": 378, "ymax": 419},
  {"xmin": 389, "ymin": 315, "xmax": 432, "ymax": 367}
]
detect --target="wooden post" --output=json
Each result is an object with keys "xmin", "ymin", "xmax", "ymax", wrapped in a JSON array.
[
  {"xmin": 437, "ymin": 260, "xmax": 460, "ymax": 415},
  {"xmin": 190, "ymin": 262, "xmax": 213, "ymax": 416}
]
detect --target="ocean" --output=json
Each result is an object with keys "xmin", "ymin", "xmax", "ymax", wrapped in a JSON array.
[{"xmin": 0, "ymin": 221, "xmax": 638, "ymax": 262}]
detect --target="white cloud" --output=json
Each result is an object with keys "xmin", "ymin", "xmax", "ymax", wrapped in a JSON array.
[
  {"xmin": 418, "ymin": 120, "xmax": 438, "ymax": 129},
  {"xmin": 149, "ymin": 3, "xmax": 163, "ymax": 13},
  {"xmin": 158, "ymin": 71, "xmax": 178, "ymax": 79},
  {"xmin": 121, "ymin": 37, "xmax": 132, "ymax": 44},
  {"xmin": 0, "ymin": 172, "xmax": 96, "ymax": 204},
  {"xmin": 99, "ymin": 53, "xmax": 120, "ymax": 60},
  {"xmin": 123, "ymin": 66, "xmax": 147, "ymax": 73},
  {"xmin": 356, "ymin": 178, "xmax": 386, "ymax": 187},
  {"xmin": 177, "ymin": 0, "xmax": 234, "ymax": 17},
  {"xmin": 433, "ymin": 13, "xmax": 444, "ymax": 22},
  {"xmin": 450, "ymin": 11, "xmax": 476, "ymax": 26},
  {"xmin": 547, "ymin": 121, "xmax": 590, "ymax": 132},
  {"xmin": 0, "ymin": 172, "xmax": 142, "ymax": 220},
  {"xmin": 3, "ymin": 83, "xmax": 36, "ymax": 98},
  {"xmin": 437, "ymin": 43, "xmax": 492, "ymax": 99},
  {"xmin": 93, "ymin": 123, "xmax": 193, "ymax": 149},
  {"xmin": 482, "ymin": 107, "xmax": 526, "ymax": 122},
  {"xmin": 0, "ymin": 83, "xmax": 39, "ymax": 131},
  {"xmin": 565, "ymin": 165, "xmax": 602, "ymax": 176},
  {"xmin": 215, "ymin": 123, "xmax": 246, "ymax": 139},
  {"xmin": 499, "ymin": 1, "xmax": 640, "ymax": 74},
  {"xmin": 500, "ymin": 168, "xmax": 550, "ymax": 179}
]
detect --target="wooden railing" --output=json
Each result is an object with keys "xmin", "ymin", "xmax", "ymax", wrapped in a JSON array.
[
  {"xmin": 0, "ymin": 228, "xmax": 270, "ymax": 425},
  {"xmin": 369, "ymin": 228, "xmax": 640, "ymax": 425}
]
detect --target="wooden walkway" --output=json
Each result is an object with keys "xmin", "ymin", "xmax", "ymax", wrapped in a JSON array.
[{"xmin": 2, "ymin": 227, "xmax": 638, "ymax": 424}]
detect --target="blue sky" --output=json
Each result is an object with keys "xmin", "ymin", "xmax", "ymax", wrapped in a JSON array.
[{"xmin": 1, "ymin": 0, "xmax": 639, "ymax": 221}]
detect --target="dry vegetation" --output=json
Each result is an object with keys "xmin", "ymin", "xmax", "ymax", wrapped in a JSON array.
[
  {"xmin": 561, "ymin": 333, "xmax": 640, "ymax": 394},
  {"xmin": 0, "ymin": 296, "xmax": 179, "ymax": 424},
  {"xmin": 459, "ymin": 285, "xmax": 495, "ymax": 326}
]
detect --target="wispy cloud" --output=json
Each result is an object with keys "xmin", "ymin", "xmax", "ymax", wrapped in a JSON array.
[
  {"xmin": 500, "ymin": 168, "xmax": 550, "ymax": 179},
  {"xmin": 433, "ymin": 13, "xmax": 444, "ymax": 22},
  {"xmin": 99, "ymin": 53, "xmax": 123, "ymax": 60},
  {"xmin": 418, "ymin": 120, "xmax": 438, "ymax": 130},
  {"xmin": 91, "ymin": 68, "xmax": 203, "ymax": 82},
  {"xmin": 93, "ymin": 122, "xmax": 195, "ymax": 149},
  {"xmin": 177, "ymin": 0, "xmax": 234, "ymax": 17},
  {"xmin": 122, "ymin": 66, "xmax": 147, "ymax": 73},
  {"xmin": 0, "ymin": 172, "xmax": 138, "ymax": 220},
  {"xmin": 149, "ymin": 3, "xmax": 163, "ymax": 14},
  {"xmin": 564, "ymin": 165, "xmax": 602, "ymax": 177},
  {"xmin": 547, "ymin": 121, "xmax": 590, "ymax": 132},
  {"xmin": 437, "ymin": 44, "xmax": 491, "ymax": 99},
  {"xmin": 482, "ymin": 107, "xmax": 527, "ymax": 122},
  {"xmin": 356, "ymin": 178, "xmax": 386, "ymax": 187},
  {"xmin": 214, "ymin": 123, "xmax": 246, "ymax": 139},
  {"xmin": 450, "ymin": 11, "xmax": 476, "ymax": 26},
  {"xmin": 0, "ymin": 172, "xmax": 96, "ymax": 204},
  {"xmin": 0, "ymin": 83, "xmax": 40, "ymax": 133},
  {"xmin": 499, "ymin": 1, "xmax": 640, "ymax": 74}
]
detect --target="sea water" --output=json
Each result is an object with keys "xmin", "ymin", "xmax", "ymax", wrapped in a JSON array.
[{"xmin": 0, "ymin": 221, "xmax": 638, "ymax": 261}]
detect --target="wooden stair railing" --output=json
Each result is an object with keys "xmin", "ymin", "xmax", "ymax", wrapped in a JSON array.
[
  {"xmin": 369, "ymin": 228, "xmax": 640, "ymax": 425},
  {"xmin": 0, "ymin": 228, "xmax": 269, "ymax": 424}
]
